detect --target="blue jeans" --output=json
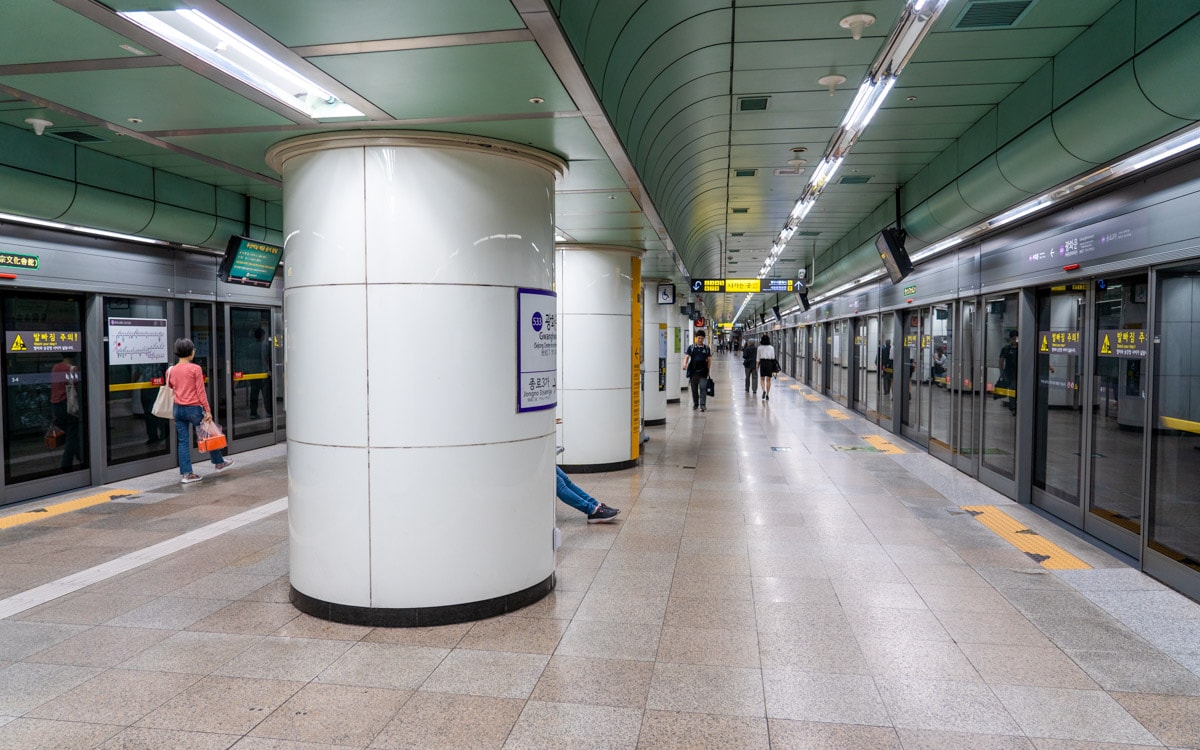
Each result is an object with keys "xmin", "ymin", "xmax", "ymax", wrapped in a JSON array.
[
  {"xmin": 174, "ymin": 404, "xmax": 225, "ymax": 474},
  {"xmin": 556, "ymin": 467, "xmax": 598, "ymax": 514}
]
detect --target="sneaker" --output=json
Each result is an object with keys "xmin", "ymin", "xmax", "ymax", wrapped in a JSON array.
[
  {"xmin": 214, "ymin": 460, "xmax": 235, "ymax": 472},
  {"xmin": 180, "ymin": 473, "xmax": 202, "ymax": 484},
  {"xmin": 700, "ymin": 406, "xmax": 706, "ymax": 412},
  {"xmin": 587, "ymin": 504, "xmax": 621, "ymax": 523}
]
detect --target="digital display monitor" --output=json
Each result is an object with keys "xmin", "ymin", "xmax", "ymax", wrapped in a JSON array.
[
  {"xmin": 771, "ymin": 304, "xmax": 781, "ymax": 321},
  {"xmin": 875, "ymin": 227, "xmax": 913, "ymax": 285},
  {"xmin": 795, "ymin": 290, "xmax": 811, "ymax": 311},
  {"xmin": 218, "ymin": 235, "xmax": 282, "ymax": 288}
]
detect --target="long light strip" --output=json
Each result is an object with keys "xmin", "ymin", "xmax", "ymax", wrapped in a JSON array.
[
  {"xmin": 754, "ymin": 0, "xmax": 950, "ymax": 285},
  {"xmin": 0, "ymin": 212, "xmax": 170, "ymax": 246},
  {"xmin": 120, "ymin": 10, "xmax": 365, "ymax": 121}
]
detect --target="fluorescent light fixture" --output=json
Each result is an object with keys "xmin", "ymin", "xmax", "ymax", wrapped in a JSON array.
[
  {"xmin": 1117, "ymin": 124, "xmax": 1200, "ymax": 173},
  {"xmin": 120, "ymin": 9, "xmax": 365, "ymax": 121},
  {"xmin": 807, "ymin": 156, "xmax": 844, "ymax": 196},
  {"xmin": 0, "ymin": 211, "xmax": 170, "ymax": 246},
  {"xmin": 841, "ymin": 76, "xmax": 895, "ymax": 134},
  {"xmin": 988, "ymin": 197, "xmax": 1051, "ymax": 229}
]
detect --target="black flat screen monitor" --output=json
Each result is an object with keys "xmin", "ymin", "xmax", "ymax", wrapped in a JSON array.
[
  {"xmin": 771, "ymin": 304, "xmax": 781, "ymax": 321},
  {"xmin": 795, "ymin": 290, "xmax": 811, "ymax": 311},
  {"xmin": 875, "ymin": 227, "xmax": 913, "ymax": 285},
  {"xmin": 218, "ymin": 235, "xmax": 282, "ymax": 288}
]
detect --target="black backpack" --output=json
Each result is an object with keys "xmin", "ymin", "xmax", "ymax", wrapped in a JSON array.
[{"xmin": 742, "ymin": 344, "xmax": 756, "ymax": 367}]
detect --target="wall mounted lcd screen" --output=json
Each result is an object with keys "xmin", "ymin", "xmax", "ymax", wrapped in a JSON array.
[
  {"xmin": 875, "ymin": 227, "xmax": 913, "ymax": 285},
  {"xmin": 771, "ymin": 304, "xmax": 781, "ymax": 321},
  {"xmin": 795, "ymin": 290, "xmax": 811, "ymax": 311},
  {"xmin": 218, "ymin": 235, "xmax": 282, "ymax": 288}
]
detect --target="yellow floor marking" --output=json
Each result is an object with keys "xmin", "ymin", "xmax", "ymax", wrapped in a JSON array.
[
  {"xmin": 826, "ymin": 409, "xmax": 849, "ymax": 420},
  {"xmin": 0, "ymin": 489, "xmax": 139, "ymax": 530},
  {"xmin": 863, "ymin": 435, "xmax": 905, "ymax": 454},
  {"xmin": 962, "ymin": 505, "xmax": 1091, "ymax": 570},
  {"xmin": 789, "ymin": 384, "xmax": 801, "ymax": 390},
  {"xmin": 804, "ymin": 394, "xmax": 821, "ymax": 402}
]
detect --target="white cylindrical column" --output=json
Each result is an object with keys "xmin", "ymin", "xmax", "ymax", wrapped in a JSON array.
[
  {"xmin": 666, "ymin": 304, "xmax": 682, "ymax": 402},
  {"xmin": 556, "ymin": 244, "xmax": 643, "ymax": 472},
  {"xmin": 642, "ymin": 281, "xmax": 667, "ymax": 425},
  {"xmin": 268, "ymin": 132, "xmax": 564, "ymax": 626}
]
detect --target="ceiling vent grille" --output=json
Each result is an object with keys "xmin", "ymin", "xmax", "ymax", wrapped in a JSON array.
[
  {"xmin": 730, "ymin": 232, "xmax": 745, "ymax": 237},
  {"xmin": 839, "ymin": 175, "xmax": 873, "ymax": 184},
  {"xmin": 737, "ymin": 96, "xmax": 770, "ymax": 111},
  {"xmin": 48, "ymin": 129, "xmax": 109, "ymax": 144},
  {"xmin": 951, "ymin": 0, "xmax": 1036, "ymax": 30},
  {"xmin": 796, "ymin": 231, "xmax": 821, "ymax": 237},
  {"xmin": 731, "ymin": 207, "xmax": 749, "ymax": 214},
  {"xmin": 734, "ymin": 169, "xmax": 757, "ymax": 177}
]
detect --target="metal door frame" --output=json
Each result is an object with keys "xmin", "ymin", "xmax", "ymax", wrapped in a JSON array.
[
  {"xmin": 222, "ymin": 303, "xmax": 277, "ymax": 453},
  {"xmin": 954, "ymin": 297, "xmax": 982, "ymax": 476}
]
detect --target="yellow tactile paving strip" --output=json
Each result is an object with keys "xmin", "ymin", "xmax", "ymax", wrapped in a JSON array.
[
  {"xmin": 0, "ymin": 489, "xmax": 139, "ymax": 530},
  {"xmin": 804, "ymin": 393, "xmax": 821, "ymax": 401},
  {"xmin": 863, "ymin": 435, "xmax": 905, "ymax": 454},
  {"xmin": 962, "ymin": 505, "xmax": 1091, "ymax": 570},
  {"xmin": 826, "ymin": 409, "xmax": 850, "ymax": 420}
]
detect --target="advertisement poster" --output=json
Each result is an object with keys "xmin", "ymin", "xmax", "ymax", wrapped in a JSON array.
[{"xmin": 517, "ymin": 288, "xmax": 557, "ymax": 412}]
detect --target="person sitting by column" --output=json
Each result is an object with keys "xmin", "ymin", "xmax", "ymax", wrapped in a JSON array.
[{"xmin": 556, "ymin": 467, "xmax": 620, "ymax": 523}]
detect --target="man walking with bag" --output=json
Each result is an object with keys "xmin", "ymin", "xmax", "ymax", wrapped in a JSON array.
[
  {"xmin": 742, "ymin": 337, "xmax": 758, "ymax": 395},
  {"xmin": 683, "ymin": 330, "xmax": 712, "ymax": 412}
]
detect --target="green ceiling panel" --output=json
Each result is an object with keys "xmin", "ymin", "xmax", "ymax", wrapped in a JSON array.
[
  {"xmin": 0, "ymin": 67, "xmax": 294, "ymax": 132},
  {"xmin": 221, "ymin": 0, "xmax": 523, "ymax": 46},
  {"xmin": 615, "ymin": 46, "xmax": 730, "ymax": 135},
  {"xmin": 216, "ymin": 188, "xmax": 246, "ymax": 221},
  {"xmin": 928, "ymin": 142, "xmax": 959, "ymax": 191},
  {"xmin": 142, "ymin": 203, "xmax": 216, "ymax": 245},
  {"xmin": 996, "ymin": 63, "xmax": 1052, "ymax": 145},
  {"xmin": 735, "ymin": 1, "xmax": 902, "ymax": 43},
  {"xmin": 995, "ymin": 119, "xmax": 1090, "ymax": 194},
  {"xmin": 0, "ymin": 0, "xmax": 146, "ymax": 64},
  {"xmin": 601, "ymin": 5, "xmax": 730, "ymax": 109},
  {"xmin": 900, "ymin": 59, "xmax": 1048, "ymax": 88},
  {"xmin": 556, "ymin": 159, "xmax": 626, "ymax": 193},
  {"xmin": 1054, "ymin": 0, "xmax": 1134, "ymax": 108},
  {"xmin": 310, "ymin": 43, "xmax": 575, "ymax": 121},
  {"xmin": 557, "ymin": 213, "xmax": 653, "ymax": 231},
  {"xmin": 155, "ymin": 170, "xmax": 215, "ymax": 211},
  {"xmin": 914, "ymin": 28, "xmax": 1091, "ymax": 64},
  {"xmin": 1135, "ymin": 0, "xmax": 1200, "ymax": 51},
  {"xmin": 925, "ymin": 183, "xmax": 987, "ymax": 236},
  {"xmin": 429, "ymin": 116, "xmax": 608, "ymax": 161},
  {"xmin": 873, "ymin": 104, "xmax": 993, "ymax": 127},
  {"xmin": 627, "ymin": 79, "xmax": 729, "ymax": 160},
  {"xmin": 735, "ymin": 39, "xmax": 878, "ymax": 72},
  {"xmin": 556, "ymin": 192, "xmax": 642, "ymax": 215}
]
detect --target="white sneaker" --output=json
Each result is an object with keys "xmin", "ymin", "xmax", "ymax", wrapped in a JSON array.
[
  {"xmin": 180, "ymin": 473, "xmax": 202, "ymax": 484},
  {"xmin": 214, "ymin": 460, "xmax": 234, "ymax": 472}
]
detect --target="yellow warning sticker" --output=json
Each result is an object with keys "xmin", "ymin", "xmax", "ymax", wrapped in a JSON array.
[
  {"xmin": 1100, "ymin": 334, "xmax": 1112, "ymax": 355},
  {"xmin": 1040, "ymin": 334, "xmax": 1049, "ymax": 353},
  {"xmin": 962, "ymin": 505, "xmax": 1091, "ymax": 570},
  {"xmin": 9, "ymin": 334, "xmax": 25, "ymax": 351}
]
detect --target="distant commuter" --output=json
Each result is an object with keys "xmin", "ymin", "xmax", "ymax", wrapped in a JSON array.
[
  {"xmin": 998, "ymin": 330, "xmax": 1019, "ymax": 414},
  {"xmin": 683, "ymin": 330, "xmax": 712, "ymax": 412},
  {"xmin": 757, "ymin": 334, "xmax": 777, "ymax": 401},
  {"xmin": 50, "ymin": 352, "xmax": 83, "ymax": 472},
  {"xmin": 742, "ymin": 337, "xmax": 759, "ymax": 395},
  {"xmin": 877, "ymin": 339, "xmax": 893, "ymax": 395},
  {"xmin": 171, "ymin": 338, "xmax": 233, "ymax": 484}
]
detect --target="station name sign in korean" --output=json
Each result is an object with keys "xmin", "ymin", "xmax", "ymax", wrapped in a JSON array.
[
  {"xmin": 689, "ymin": 278, "xmax": 794, "ymax": 294},
  {"xmin": 517, "ymin": 288, "xmax": 557, "ymax": 412}
]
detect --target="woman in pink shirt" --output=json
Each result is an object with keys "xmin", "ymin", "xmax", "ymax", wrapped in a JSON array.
[{"xmin": 169, "ymin": 338, "xmax": 232, "ymax": 484}]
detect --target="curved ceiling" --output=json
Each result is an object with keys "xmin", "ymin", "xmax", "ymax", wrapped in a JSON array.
[{"xmin": 1, "ymin": 0, "xmax": 1194, "ymax": 321}]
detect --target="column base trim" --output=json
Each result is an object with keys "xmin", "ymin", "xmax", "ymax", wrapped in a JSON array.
[
  {"xmin": 667, "ymin": 398, "xmax": 680, "ymax": 404},
  {"xmin": 645, "ymin": 418, "xmax": 666, "ymax": 426},
  {"xmin": 558, "ymin": 458, "xmax": 640, "ymax": 474},
  {"xmin": 290, "ymin": 573, "xmax": 555, "ymax": 627}
]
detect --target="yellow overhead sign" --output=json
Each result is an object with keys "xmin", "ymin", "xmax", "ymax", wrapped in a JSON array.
[{"xmin": 725, "ymin": 279, "xmax": 762, "ymax": 293}]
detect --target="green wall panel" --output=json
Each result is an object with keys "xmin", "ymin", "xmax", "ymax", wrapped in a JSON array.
[
  {"xmin": 1133, "ymin": 0, "xmax": 1200, "ymax": 51},
  {"xmin": 155, "ymin": 171, "xmax": 214, "ymax": 212},
  {"xmin": 958, "ymin": 110, "xmax": 998, "ymax": 173},
  {"xmin": 997, "ymin": 63, "xmax": 1052, "ymax": 145},
  {"xmin": 1054, "ymin": 0, "xmax": 1134, "ymax": 108},
  {"xmin": 958, "ymin": 156, "xmax": 1028, "ymax": 216},
  {"xmin": 60, "ymin": 186, "xmax": 153, "ymax": 234},
  {"xmin": 1136, "ymin": 13, "xmax": 1200, "ymax": 119},
  {"xmin": 1054, "ymin": 63, "xmax": 1188, "ymax": 164},
  {"xmin": 996, "ymin": 119, "xmax": 1092, "ymax": 194},
  {"xmin": 0, "ymin": 124, "xmax": 73, "ymax": 179},
  {"xmin": 0, "ymin": 165, "xmax": 75, "ymax": 219},
  {"xmin": 142, "ymin": 204, "xmax": 216, "ymax": 245},
  {"xmin": 76, "ymin": 148, "xmax": 152, "ymax": 199}
]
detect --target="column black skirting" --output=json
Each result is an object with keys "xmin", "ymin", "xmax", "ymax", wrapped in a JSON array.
[
  {"xmin": 290, "ymin": 573, "xmax": 555, "ymax": 627},
  {"xmin": 645, "ymin": 418, "xmax": 666, "ymax": 426},
  {"xmin": 558, "ymin": 457, "xmax": 640, "ymax": 474},
  {"xmin": 667, "ymin": 398, "xmax": 680, "ymax": 404}
]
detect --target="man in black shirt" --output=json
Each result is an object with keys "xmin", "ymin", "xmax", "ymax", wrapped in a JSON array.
[
  {"xmin": 683, "ymin": 331, "xmax": 712, "ymax": 412},
  {"xmin": 742, "ymin": 338, "xmax": 758, "ymax": 394}
]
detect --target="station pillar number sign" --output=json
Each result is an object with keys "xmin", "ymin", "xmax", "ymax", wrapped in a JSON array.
[{"xmin": 689, "ymin": 278, "xmax": 794, "ymax": 293}]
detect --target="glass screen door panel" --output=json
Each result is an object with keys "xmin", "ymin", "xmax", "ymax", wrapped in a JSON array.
[
  {"xmin": 3, "ymin": 293, "xmax": 88, "ymax": 483},
  {"xmin": 864, "ymin": 317, "xmax": 880, "ymax": 420},
  {"xmin": 1032, "ymin": 285, "xmax": 1086, "ymax": 507},
  {"xmin": 1089, "ymin": 274, "xmax": 1148, "ymax": 536},
  {"xmin": 830, "ymin": 320, "xmax": 849, "ymax": 405},
  {"xmin": 902, "ymin": 309, "xmax": 929, "ymax": 438},
  {"xmin": 230, "ymin": 307, "xmax": 273, "ymax": 440},
  {"xmin": 982, "ymin": 293, "xmax": 1019, "ymax": 479},
  {"xmin": 955, "ymin": 300, "xmax": 980, "ymax": 471},
  {"xmin": 929, "ymin": 304, "xmax": 954, "ymax": 455},
  {"xmin": 812, "ymin": 325, "xmax": 825, "ymax": 393},
  {"xmin": 104, "ymin": 298, "xmax": 170, "ymax": 466},
  {"xmin": 272, "ymin": 306, "xmax": 286, "ymax": 436},
  {"xmin": 1148, "ymin": 266, "xmax": 1200, "ymax": 575},
  {"xmin": 853, "ymin": 319, "xmax": 868, "ymax": 412},
  {"xmin": 877, "ymin": 317, "xmax": 894, "ymax": 421},
  {"xmin": 188, "ymin": 304, "xmax": 216, "ymax": 411}
]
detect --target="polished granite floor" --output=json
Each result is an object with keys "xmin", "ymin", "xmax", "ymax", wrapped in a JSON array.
[{"xmin": 1, "ymin": 355, "xmax": 1199, "ymax": 749}]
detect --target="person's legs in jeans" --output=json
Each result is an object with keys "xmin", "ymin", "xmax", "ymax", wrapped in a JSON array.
[
  {"xmin": 556, "ymin": 467, "xmax": 598, "ymax": 514},
  {"xmin": 690, "ymin": 374, "xmax": 701, "ymax": 408},
  {"xmin": 698, "ymin": 375, "xmax": 707, "ymax": 409},
  {"xmin": 174, "ymin": 404, "xmax": 201, "ymax": 475}
]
